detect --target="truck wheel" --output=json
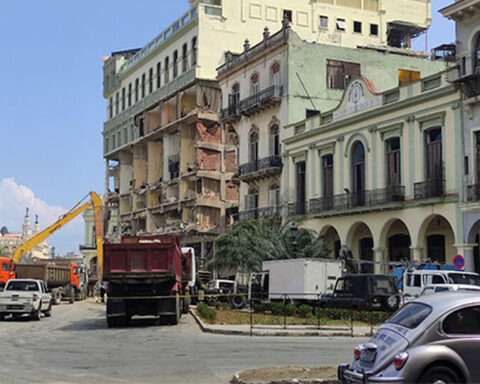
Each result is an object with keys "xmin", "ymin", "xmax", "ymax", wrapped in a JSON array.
[
  {"xmin": 43, "ymin": 303, "xmax": 52, "ymax": 318},
  {"xmin": 0, "ymin": 313, "xmax": 5, "ymax": 321},
  {"xmin": 53, "ymin": 290, "xmax": 62, "ymax": 305},
  {"xmin": 182, "ymin": 297, "xmax": 191, "ymax": 314},
  {"xmin": 168, "ymin": 293, "xmax": 180, "ymax": 325},
  {"xmin": 231, "ymin": 294, "xmax": 246, "ymax": 310},
  {"xmin": 31, "ymin": 308, "xmax": 41, "ymax": 321},
  {"xmin": 69, "ymin": 295, "xmax": 75, "ymax": 304},
  {"xmin": 106, "ymin": 316, "xmax": 126, "ymax": 328}
]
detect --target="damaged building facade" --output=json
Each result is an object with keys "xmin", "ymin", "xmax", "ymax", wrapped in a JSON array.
[{"xmin": 217, "ymin": 21, "xmax": 445, "ymax": 222}]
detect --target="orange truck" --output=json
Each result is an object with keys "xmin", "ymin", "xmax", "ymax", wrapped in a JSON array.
[
  {"xmin": 15, "ymin": 261, "xmax": 83, "ymax": 304},
  {"xmin": 0, "ymin": 257, "xmax": 15, "ymax": 289}
]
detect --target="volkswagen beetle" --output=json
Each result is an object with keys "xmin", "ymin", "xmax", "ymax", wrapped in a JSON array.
[{"xmin": 338, "ymin": 292, "xmax": 480, "ymax": 383}]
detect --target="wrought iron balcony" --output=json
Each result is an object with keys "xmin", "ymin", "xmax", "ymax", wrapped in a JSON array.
[
  {"xmin": 238, "ymin": 155, "xmax": 283, "ymax": 181},
  {"xmin": 221, "ymin": 97, "xmax": 240, "ymax": 121},
  {"xmin": 414, "ymin": 180, "xmax": 444, "ymax": 199},
  {"xmin": 239, "ymin": 85, "xmax": 283, "ymax": 116},
  {"xmin": 306, "ymin": 186, "xmax": 406, "ymax": 216},
  {"xmin": 456, "ymin": 74, "xmax": 480, "ymax": 99},
  {"xmin": 466, "ymin": 184, "xmax": 480, "ymax": 202},
  {"xmin": 288, "ymin": 202, "xmax": 307, "ymax": 216},
  {"xmin": 237, "ymin": 206, "xmax": 282, "ymax": 221}
]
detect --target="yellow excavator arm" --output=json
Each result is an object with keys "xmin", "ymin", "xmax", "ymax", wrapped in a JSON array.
[{"xmin": 12, "ymin": 192, "xmax": 104, "ymax": 278}]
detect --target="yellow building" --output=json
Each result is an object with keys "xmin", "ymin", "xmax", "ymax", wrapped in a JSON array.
[{"xmin": 283, "ymin": 69, "xmax": 469, "ymax": 272}]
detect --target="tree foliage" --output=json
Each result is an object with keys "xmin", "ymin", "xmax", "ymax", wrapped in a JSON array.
[{"xmin": 210, "ymin": 219, "xmax": 330, "ymax": 273}]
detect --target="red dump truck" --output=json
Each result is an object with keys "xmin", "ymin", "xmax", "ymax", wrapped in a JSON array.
[{"xmin": 103, "ymin": 236, "xmax": 194, "ymax": 328}]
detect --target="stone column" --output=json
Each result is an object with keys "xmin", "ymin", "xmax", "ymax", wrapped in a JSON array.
[
  {"xmin": 373, "ymin": 247, "xmax": 385, "ymax": 274},
  {"xmin": 410, "ymin": 247, "xmax": 423, "ymax": 263},
  {"xmin": 455, "ymin": 244, "xmax": 476, "ymax": 272}
]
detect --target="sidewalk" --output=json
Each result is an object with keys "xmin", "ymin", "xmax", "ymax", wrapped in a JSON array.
[
  {"xmin": 231, "ymin": 366, "xmax": 340, "ymax": 384},
  {"xmin": 190, "ymin": 309, "xmax": 375, "ymax": 337}
]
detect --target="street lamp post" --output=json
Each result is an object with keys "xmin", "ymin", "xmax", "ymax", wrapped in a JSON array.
[{"xmin": 290, "ymin": 222, "xmax": 298, "ymax": 259}]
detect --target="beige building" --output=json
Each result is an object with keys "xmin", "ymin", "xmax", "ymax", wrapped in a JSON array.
[
  {"xmin": 0, "ymin": 211, "xmax": 50, "ymax": 261},
  {"xmin": 283, "ymin": 69, "xmax": 468, "ymax": 272}
]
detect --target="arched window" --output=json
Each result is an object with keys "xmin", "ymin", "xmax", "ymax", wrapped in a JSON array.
[
  {"xmin": 271, "ymin": 63, "xmax": 281, "ymax": 88},
  {"xmin": 351, "ymin": 142, "xmax": 366, "ymax": 206},
  {"xmin": 246, "ymin": 187, "xmax": 259, "ymax": 218},
  {"xmin": 269, "ymin": 125, "xmax": 280, "ymax": 156},
  {"xmin": 250, "ymin": 73, "xmax": 260, "ymax": 95},
  {"xmin": 269, "ymin": 184, "xmax": 280, "ymax": 208},
  {"xmin": 474, "ymin": 33, "xmax": 480, "ymax": 72},
  {"xmin": 230, "ymin": 83, "xmax": 240, "ymax": 112},
  {"xmin": 249, "ymin": 131, "xmax": 258, "ymax": 163}
]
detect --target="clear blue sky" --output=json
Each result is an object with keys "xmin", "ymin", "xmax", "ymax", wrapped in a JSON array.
[{"xmin": 0, "ymin": 0, "xmax": 455, "ymax": 253}]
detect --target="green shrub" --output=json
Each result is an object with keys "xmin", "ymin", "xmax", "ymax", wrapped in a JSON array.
[
  {"xmin": 197, "ymin": 302, "xmax": 217, "ymax": 323},
  {"xmin": 270, "ymin": 303, "xmax": 284, "ymax": 316},
  {"xmin": 298, "ymin": 304, "xmax": 312, "ymax": 318},
  {"xmin": 253, "ymin": 302, "xmax": 270, "ymax": 313},
  {"xmin": 314, "ymin": 307, "xmax": 390, "ymax": 324},
  {"xmin": 285, "ymin": 304, "xmax": 297, "ymax": 317}
]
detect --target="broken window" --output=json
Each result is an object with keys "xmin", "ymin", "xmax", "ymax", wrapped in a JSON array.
[
  {"xmin": 271, "ymin": 63, "xmax": 281, "ymax": 88},
  {"xmin": 326, "ymin": 60, "xmax": 361, "ymax": 90},
  {"xmin": 336, "ymin": 18, "xmax": 346, "ymax": 31},
  {"xmin": 169, "ymin": 154, "xmax": 180, "ymax": 179},
  {"xmin": 370, "ymin": 24, "xmax": 378, "ymax": 36}
]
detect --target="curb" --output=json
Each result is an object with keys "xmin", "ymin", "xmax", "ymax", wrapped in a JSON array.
[
  {"xmin": 231, "ymin": 373, "xmax": 340, "ymax": 384},
  {"xmin": 189, "ymin": 309, "xmax": 371, "ymax": 337}
]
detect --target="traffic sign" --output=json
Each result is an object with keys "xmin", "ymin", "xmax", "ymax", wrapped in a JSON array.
[{"xmin": 453, "ymin": 254, "xmax": 465, "ymax": 270}]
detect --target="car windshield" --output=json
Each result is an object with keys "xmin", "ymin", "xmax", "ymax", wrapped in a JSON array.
[
  {"xmin": 372, "ymin": 277, "xmax": 396, "ymax": 294},
  {"xmin": 388, "ymin": 303, "xmax": 432, "ymax": 329},
  {"xmin": 6, "ymin": 281, "xmax": 39, "ymax": 292},
  {"xmin": 448, "ymin": 273, "xmax": 480, "ymax": 286}
]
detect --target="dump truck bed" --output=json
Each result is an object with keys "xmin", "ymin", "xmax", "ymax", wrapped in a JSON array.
[
  {"xmin": 15, "ymin": 263, "xmax": 71, "ymax": 288},
  {"xmin": 103, "ymin": 237, "xmax": 182, "ymax": 284}
]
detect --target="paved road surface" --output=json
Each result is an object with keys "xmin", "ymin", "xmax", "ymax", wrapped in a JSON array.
[{"xmin": 0, "ymin": 300, "xmax": 367, "ymax": 383}]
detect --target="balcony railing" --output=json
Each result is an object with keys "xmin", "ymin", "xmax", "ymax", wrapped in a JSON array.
[
  {"xmin": 457, "ymin": 74, "xmax": 480, "ymax": 99},
  {"xmin": 239, "ymin": 85, "xmax": 283, "ymax": 115},
  {"xmin": 291, "ymin": 186, "xmax": 406, "ymax": 216},
  {"xmin": 238, "ymin": 155, "xmax": 283, "ymax": 179},
  {"xmin": 237, "ymin": 206, "xmax": 282, "ymax": 221},
  {"xmin": 414, "ymin": 180, "xmax": 444, "ymax": 199},
  {"xmin": 466, "ymin": 184, "xmax": 480, "ymax": 202},
  {"xmin": 221, "ymin": 99, "xmax": 240, "ymax": 120}
]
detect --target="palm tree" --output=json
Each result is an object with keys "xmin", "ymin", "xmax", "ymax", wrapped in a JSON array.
[{"xmin": 211, "ymin": 219, "xmax": 330, "ymax": 273}]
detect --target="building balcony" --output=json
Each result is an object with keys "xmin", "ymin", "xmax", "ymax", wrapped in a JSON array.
[
  {"xmin": 466, "ymin": 184, "xmax": 480, "ymax": 202},
  {"xmin": 237, "ymin": 206, "xmax": 282, "ymax": 221},
  {"xmin": 289, "ymin": 186, "xmax": 405, "ymax": 217},
  {"xmin": 238, "ymin": 155, "xmax": 282, "ymax": 182},
  {"xmin": 455, "ymin": 73, "xmax": 480, "ymax": 100},
  {"xmin": 414, "ymin": 180, "xmax": 444, "ymax": 200},
  {"xmin": 239, "ymin": 85, "xmax": 283, "ymax": 117},
  {"xmin": 220, "ymin": 100, "xmax": 240, "ymax": 122}
]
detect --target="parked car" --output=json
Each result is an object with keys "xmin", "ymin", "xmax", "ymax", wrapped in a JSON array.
[
  {"xmin": 204, "ymin": 279, "xmax": 235, "ymax": 305},
  {"xmin": 420, "ymin": 284, "xmax": 480, "ymax": 296},
  {"xmin": 338, "ymin": 291, "xmax": 480, "ymax": 384},
  {"xmin": 0, "ymin": 279, "xmax": 52, "ymax": 320},
  {"xmin": 320, "ymin": 274, "xmax": 400, "ymax": 312}
]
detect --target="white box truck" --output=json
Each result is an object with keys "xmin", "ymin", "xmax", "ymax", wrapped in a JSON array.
[{"xmin": 255, "ymin": 258, "xmax": 343, "ymax": 302}]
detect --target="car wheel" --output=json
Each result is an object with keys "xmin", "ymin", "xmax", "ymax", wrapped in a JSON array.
[
  {"xmin": 419, "ymin": 366, "xmax": 462, "ymax": 384},
  {"xmin": 31, "ymin": 309, "xmax": 41, "ymax": 321},
  {"xmin": 385, "ymin": 295, "xmax": 399, "ymax": 311},
  {"xmin": 43, "ymin": 303, "xmax": 52, "ymax": 318},
  {"xmin": 230, "ymin": 294, "xmax": 246, "ymax": 310}
]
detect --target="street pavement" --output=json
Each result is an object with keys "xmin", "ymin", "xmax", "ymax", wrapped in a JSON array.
[{"xmin": 0, "ymin": 300, "xmax": 367, "ymax": 383}]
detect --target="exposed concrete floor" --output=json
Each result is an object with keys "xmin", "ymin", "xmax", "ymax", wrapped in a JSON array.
[{"xmin": 0, "ymin": 300, "xmax": 367, "ymax": 383}]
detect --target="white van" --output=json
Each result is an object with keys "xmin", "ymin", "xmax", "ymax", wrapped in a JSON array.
[{"xmin": 403, "ymin": 270, "xmax": 480, "ymax": 298}]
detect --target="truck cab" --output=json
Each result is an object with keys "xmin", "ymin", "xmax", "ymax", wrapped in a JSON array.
[
  {"xmin": 403, "ymin": 270, "xmax": 480, "ymax": 298},
  {"xmin": 0, "ymin": 258, "xmax": 15, "ymax": 291}
]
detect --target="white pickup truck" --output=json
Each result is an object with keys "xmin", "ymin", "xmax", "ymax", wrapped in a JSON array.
[{"xmin": 0, "ymin": 279, "xmax": 52, "ymax": 320}]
